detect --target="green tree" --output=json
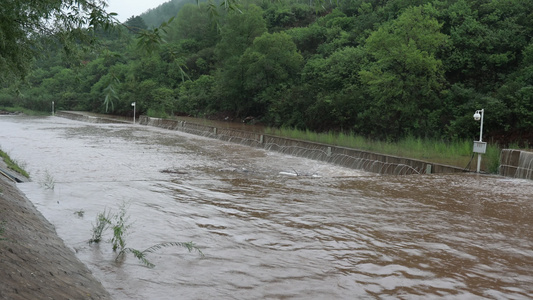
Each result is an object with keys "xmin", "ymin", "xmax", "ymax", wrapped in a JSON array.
[
  {"xmin": 177, "ymin": 75, "xmax": 216, "ymax": 116},
  {"xmin": 214, "ymin": 5, "xmax": 267, "ymax": 115},
  {"xmin": 124, "ymin": 16, "xmax": 148, "ymax": 33},
  {"xmin": 287, "ymin": 23, "xmax": 328, "ymax": 58},
  {"xmin": 239, "ymin": 31, "xmax": 303, "ymax": 117},
  {"xmin": 359, "ymin": 4, "xmax": 449, "ymax": 138},
  {"xmin": 215, "ymin": 5, "xmax": 267, "ymax": 61},
  {"xmin": 166, "ymin": 3, "xmax": 218, "ymax": 50},
  {"xmin": 0, "ymin": 0, "xmax": 116, "ymax": 83},
  {"xmin": 496, "ymin": 42, "xmax": 533, "ymax": 132},
  {"xmin": 141, "ymin": 0, "xmax": 192, "ymax": 28},
  {"xmin": 149, "ymin": 87, "xmax": 176, "ymax": 117},
  {"xmin": 241, "ymin": 32, "xmax": 303, "ymax": 91},
  {"xmin": 301, "ymin": 46, "xmax": 368, "ymax": 131},
  {"xmin": 440, "ymin": 0, "xmax": 533, "ymax": 90},
  {"xmin": 263, "ymin": 2, "xmax": 316, "ymax": 32}
]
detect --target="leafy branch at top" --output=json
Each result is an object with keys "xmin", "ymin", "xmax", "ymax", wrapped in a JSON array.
[
  {"xmin": 136, "ymin": 17, "xmax": 175, "ymax": 55},
  {"xmin": 103, "ymin": 73, "xmax": 121, "ymax": 112}
]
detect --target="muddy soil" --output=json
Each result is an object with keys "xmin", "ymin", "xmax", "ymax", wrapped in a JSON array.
[{"xmin": 0, "ymin": 162, "xmax": 111, "ymax": 300}]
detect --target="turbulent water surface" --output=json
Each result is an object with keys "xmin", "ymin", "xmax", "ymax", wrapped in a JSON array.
[{"xmin": 1, "ymin": 115, "xmax": 532, "ymax": 299}]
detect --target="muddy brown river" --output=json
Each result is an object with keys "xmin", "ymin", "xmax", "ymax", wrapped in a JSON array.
[{"xmin": 1, "ymin": 115, "xmax": 533, "ymax": 299}]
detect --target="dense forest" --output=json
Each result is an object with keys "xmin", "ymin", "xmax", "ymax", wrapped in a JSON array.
[{"xmin": 1, "ymin": 0, "xmax": 532, "ymax": 143}]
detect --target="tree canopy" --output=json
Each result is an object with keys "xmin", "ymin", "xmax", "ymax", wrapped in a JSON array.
[
  {"xmin": 0, "ymin": 0, "xmax": 115, "ymax": 84},
  {"xmin": 2, "ymin": 0, "xmax": 533, "ymax": 144}
]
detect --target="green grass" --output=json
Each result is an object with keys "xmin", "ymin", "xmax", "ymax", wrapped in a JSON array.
[
  {"xmin": 0, "ymin": 106, "xmax": 49, "ymax": 116},
  {"xmin": 146, "ymin": 108, "xmax": 169, "ymax": 119},
  {"xmin": 0, "ymin": 149, "xmax": 30, "ymax": 178},
  {"xmin": 264, "ymin": 127, "xmax": 501, "ymax": 173}
]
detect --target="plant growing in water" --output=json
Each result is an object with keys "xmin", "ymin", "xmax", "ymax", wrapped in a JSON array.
[
  {"xmin": 89, "ymin": 208, "xmax": 113, "ymax": 244},
  {"xmin": 109, "ymin": 202, "xmax": 132, "ymax": 252},
  {"xmin": 89, "ymin": 203, "xmax": 203, "ymax": 268},
  {"xmin": 40, "ymin": 170, "xmax": 55, "ymax": 190},
  {"xmin": 117, "ymin": 241, "xmax": 203, "ymax": 268}
]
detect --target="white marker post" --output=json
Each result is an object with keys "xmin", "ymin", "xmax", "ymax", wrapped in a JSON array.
[{"xmin": 131, "ymin": 102, "xmax": 136, "ymax": 124}]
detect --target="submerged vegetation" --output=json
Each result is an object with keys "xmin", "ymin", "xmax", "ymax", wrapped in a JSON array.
[
  {"xmin": 74, "ymin": 209, "xmax": 85, "ymax": 218},
  {"xmin": 89, "ymin": 203, "xmax": 203, "ymax": 268},
  {"xmin": 39, "ymin": 170, "xmax": 55, "ymax": 190}
]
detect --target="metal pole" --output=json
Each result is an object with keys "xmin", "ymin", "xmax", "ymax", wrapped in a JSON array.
[
  {"xmin": 479, "ymin": 109, "xmax": 484, "ymax": 142},
  {"xmin": 52, "ymin": 101, "xmax": 54, "ymax": 116},
  {"xmin": 477, "ymin": 151, "xmax": 482, "ymax": 173},
  {"xmin": 132, "ymin": 102, "xmax": 136, "ymax": 124},
  {"xmin": 477, "ymin": 109, "xmax": 484, "ymax": 173}
]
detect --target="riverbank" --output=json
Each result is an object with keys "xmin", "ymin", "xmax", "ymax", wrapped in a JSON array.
[{"xmin": 0, "ymin": 160, "xmax": 111, "ymax": 299}]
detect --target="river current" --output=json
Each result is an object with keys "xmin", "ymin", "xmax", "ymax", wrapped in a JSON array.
[{"xmin": 1, "ymin": 115, "xmax": 532, "ymax": 299}]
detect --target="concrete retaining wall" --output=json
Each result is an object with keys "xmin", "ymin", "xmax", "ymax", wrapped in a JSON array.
[
  {"xmin": 500, "ymin": 149, "xmax": 533, "ymax": 180},
  {"xmin": 56, "ymin": 111, "xmax": 130, "ymax": 124},
  {"xmin": 139, "ymin": 116, "xmax": 466, "ymax": 175}
]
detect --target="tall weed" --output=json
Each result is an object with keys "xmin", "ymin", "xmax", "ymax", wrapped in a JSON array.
[
  {"xmin": 39, "ymin": 170, "xmax": 55, "ymax": 190},
  {"xmin": 89, "ymin": 203, "xmax": 203, "ymax": 268}
]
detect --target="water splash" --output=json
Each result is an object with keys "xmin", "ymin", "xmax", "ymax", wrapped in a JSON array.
[
  {"xmin": 516, "ymin": 151, "xmax": 533, "ymax": 179},
  {"xmin": 138, "ymin": 116, "xmax": 462, "ymax": 175},
  {"xmin": 500, "ymin": 149, "xmax": 533, "ymax": 180}
]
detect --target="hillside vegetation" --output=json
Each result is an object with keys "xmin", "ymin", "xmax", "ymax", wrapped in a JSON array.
[{"xmin": 1, "ymin": 0, "xmax": 532, "ymax": 144}]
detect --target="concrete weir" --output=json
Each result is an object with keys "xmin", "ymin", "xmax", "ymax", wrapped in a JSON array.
[
  {"xmin": 56, "ymin": 111, "xmax": 130, "ymax": 124},
  {"xmin": 500, "ymin": 149, "xmax": 533, "ymax": 180},
  {"xmin": 137, "ymin": 116, "xmax": 465, "ymax": 175}
]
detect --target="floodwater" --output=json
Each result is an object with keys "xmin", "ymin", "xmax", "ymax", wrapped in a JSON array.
[{"xmin": 1, "ymin": 115, "xmax": 533, "ymax": 300}]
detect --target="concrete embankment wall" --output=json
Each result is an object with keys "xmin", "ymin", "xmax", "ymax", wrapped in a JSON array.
[
  {"xmin": 0, "ymin": 166, "xmax": 111, "ymax": 299},
  {"xmin": 138, "ymin": 116, "xmax": 466, "ymax": 175},
  {"xmin": 56, "ymin": 111, "xmax": 129, "ymax": 124},
  {"xmin": 500, "ymin": 149, "xmax": 533, "ymax": 180}
]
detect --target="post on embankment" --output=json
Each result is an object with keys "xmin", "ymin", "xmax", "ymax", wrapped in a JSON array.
[
  {"xmin": 131, "ymin": 102, "xmax": 136, "ymax": 124},
  {"xmin": 473, "ymin": 109, "xmax": 486, "ymax": 173}
]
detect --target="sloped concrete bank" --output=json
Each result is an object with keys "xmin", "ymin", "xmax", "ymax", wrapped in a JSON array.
[
  {"xmin": 137, "ymin": 116, "xmax": 465, "ymax": 175},
  {"xmin": 0, "ymin": 163, "xmax": 111, "ymax": 299}
]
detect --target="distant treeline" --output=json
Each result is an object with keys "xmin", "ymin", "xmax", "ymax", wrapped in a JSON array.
[{"xmin": 1, "ymin": 0, "xmax": 532, "ymax": 143}]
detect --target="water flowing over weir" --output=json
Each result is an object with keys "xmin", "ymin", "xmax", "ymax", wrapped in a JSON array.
[
  {"xmin": 137, "ymin": 115, "xmax": 465, "ymax": 175},
  {"xmin": 500, "ymin": 149, "xmax": 533, "ymax": 180},
  {"xmin": 2, "ymin": 115, "xmax": 533, "ymax": 300}
]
